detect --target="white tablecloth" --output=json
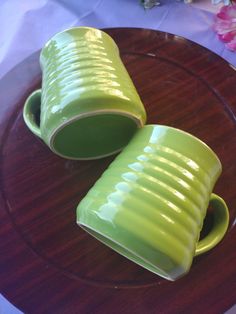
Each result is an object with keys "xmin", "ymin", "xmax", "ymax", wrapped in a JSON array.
[{"xmin": 0, "ymin": 0, "xmax": 235, "ymax": 81}]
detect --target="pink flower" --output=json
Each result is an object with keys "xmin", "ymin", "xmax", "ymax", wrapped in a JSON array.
[{"xmin": 214, "ymin": 4, "xmax": 236, "ymax": 51}]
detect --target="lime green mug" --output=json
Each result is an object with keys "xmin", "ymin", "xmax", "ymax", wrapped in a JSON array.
[
  {"xmin": 23, "ymin": 27, "xmax": 146, "ymax": 159},
  {"xmin": 77, "ymin": 125, "xmax": 229, "ymax": 281}
]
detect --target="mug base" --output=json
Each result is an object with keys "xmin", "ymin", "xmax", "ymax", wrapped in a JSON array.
[{"xmin": 49, "ymin": 111, "xmax": 141, "ymax": 160}]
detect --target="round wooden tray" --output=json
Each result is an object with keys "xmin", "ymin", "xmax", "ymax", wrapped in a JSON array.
[{"xmin": 0, "ymin": 28, "xmax": 236, "ymax": 314}]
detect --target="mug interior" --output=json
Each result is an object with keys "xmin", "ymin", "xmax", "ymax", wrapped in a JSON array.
[{"xmin": 50, "ymin": 112, "xmax": 140, "ymax": 159}]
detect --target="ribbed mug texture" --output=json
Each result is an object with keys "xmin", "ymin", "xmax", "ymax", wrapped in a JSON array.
[
  {"xmin": 39, "ymin": 28, "xmax": 145, "ymax": 143},
  {"xmin": 23, "ymin": 27, "xmax": 147, "ymax": 159},
  {"xmin": 77, "ymin": 125, "xmax": 222, "ymax": 280}
]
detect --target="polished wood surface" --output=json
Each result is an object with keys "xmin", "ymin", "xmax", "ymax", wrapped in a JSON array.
[{"xmin": 0, "ymin": 28, "xmax": 236, "ymax": 314}]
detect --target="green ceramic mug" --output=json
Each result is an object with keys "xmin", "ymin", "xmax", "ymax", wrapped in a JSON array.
[
  {"xmin": 77, "ymin": 125, "xmax": 229, "ymax": 281},
  {"xmin": 23, "ymin": 27, "xmax": 146, "ymax": 159}
]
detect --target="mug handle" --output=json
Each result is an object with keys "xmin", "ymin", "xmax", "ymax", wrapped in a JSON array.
[
  {"xmin": 195, "ymin": 193, "xmax": 229, "ymax": 256},
  {"xmin": 23, "ymin": 89, "xmax": 42, "ymax": 138}
]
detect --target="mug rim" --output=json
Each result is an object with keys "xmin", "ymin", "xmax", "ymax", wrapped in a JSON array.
[
  {"xmin": 145, "ymin": 124, "xmax": 222, "ymax": 169},
  {"xmin": 49, "ymin": 109, "xmax": 144, "ymax": 160},
  {"xmin": 78, "ymin": 221, "xmax": 175, "ymax": 281}
]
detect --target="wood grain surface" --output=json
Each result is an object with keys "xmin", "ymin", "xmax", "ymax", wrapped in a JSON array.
[{"xmin": 0, "ymin": 28, "xmax": 236, "ymax": 314}]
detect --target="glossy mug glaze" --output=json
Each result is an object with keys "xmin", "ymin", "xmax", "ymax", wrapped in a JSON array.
[
  {"xmin": 77, "ymin": 125, "xmax": 229, "ymax": 281},
  {"xmin": 23, "ymin": 27, "xmax": 146, "ymax": 159}
]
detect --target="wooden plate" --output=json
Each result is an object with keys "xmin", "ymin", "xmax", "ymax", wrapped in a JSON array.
[{"xmin": 0, "ymin": 28, "xmax": 236, "ymax": 314}]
